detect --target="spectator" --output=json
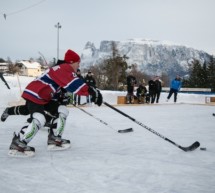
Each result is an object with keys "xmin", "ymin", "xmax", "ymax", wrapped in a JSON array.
[
  {"xmin": 136, "ymin": 83, "xmax": 147, "ymax": 104},
  {"xmin": 126, "ymin": 72, "xmax": 137, "ymax": 104},
  {"xmin": 148, "ymin": 77, "xmax": 156, "ymax": 104},
  {"xmin": 167, "ymin": 75, "xmax": 182, "ymax": 103},
  {"xmin": 74, "ymin": 69, "xmax": 84, "ymax": 105},
  {"xmin": 84, "ymin": 71, "xmax": 96, "ymax": 104},
  {"xmin": 154, "ymin": 76, "xmax": 162, "ymax": 103}
]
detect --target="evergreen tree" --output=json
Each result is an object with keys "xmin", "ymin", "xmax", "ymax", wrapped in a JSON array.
[
  {"xmin": 0, "ymin": 58, "xmax": 6, "ymax": 63},
  {"xmin": 188, "ymin": 59, "xmax": 205, "ymax": 88},
  {"xmin": 200, "ymin": 62, "xmax": 208, "ymax": 88},
  {"xmin": 207, "ymin": 56, "xmax": 215, "ymax": 91},
  {"xmin": 183, "ymin": 58, "xmax": 214, "ymax": 91}
]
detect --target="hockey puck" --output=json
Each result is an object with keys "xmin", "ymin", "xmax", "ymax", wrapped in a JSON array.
[
  {"xmin": 118, "ymin": 128, "xmax": 133, "ymax": 133},
  {"xmin": 200, "ymin": 147, "xmax": 207, "ymax": 151}
]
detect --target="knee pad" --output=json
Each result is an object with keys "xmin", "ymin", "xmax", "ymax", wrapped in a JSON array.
[
  {"xmin": 58, "ymin": 105, "xmax": 69, "ymax": 119},
  {"xmin": 33, "ymin": 112, "xmax": 46, "ymax": 128}
]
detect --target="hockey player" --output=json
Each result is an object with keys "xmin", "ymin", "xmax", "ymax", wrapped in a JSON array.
[{"xmin": 7, "ymin": 49, "xmax": 103, "ymax": 157}]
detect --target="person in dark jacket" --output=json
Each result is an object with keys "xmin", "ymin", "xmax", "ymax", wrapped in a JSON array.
[
  {"xmin": 148, "ymin": 77, "xmax": 156, "ymax": 104},
  {"xmin": 167, "ymin": 75, "xmax": 182, "ymax": 103},
  {"xmin": 154, "ymin": 76, "xmax": 162, "ymax": 103},
  {"xmin": 74, "ymin": 69, "xmax": 84, "ymax": 105},
  {"xmin": 126, "ymin": 72, "xmax": 137, "ymax": 104},
  {"xmin": 136, "ymin": 83, "xmax": 147, "ymax": 104},
  {"xmin": 84, "ymin": 71, "xmax": 96, "ymax": 104}
]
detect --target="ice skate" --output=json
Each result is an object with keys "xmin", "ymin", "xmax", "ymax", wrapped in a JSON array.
[
  {"xmin": 47, "ymin": 129, "xmax": 71, "ymax": 151},
  {"xmin": 8, "ymin": 132, "xmax": 35, "ymax": 157}
]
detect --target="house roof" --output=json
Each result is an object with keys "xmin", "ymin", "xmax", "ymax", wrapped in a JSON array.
[
  {"xmin": 0, "ymin": 63, "xmax": 8, "ymax": 66},
  {"xmin": 19, "ymin": 61, "xmax": 41, "ymax": 69}
]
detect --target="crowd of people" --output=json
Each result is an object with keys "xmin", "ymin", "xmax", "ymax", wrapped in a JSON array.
[
  {"xmin": 72, "ymin": 71, "xmax": 182, "ymax": 105},
  {"xmin": 125, "ymin": 72, "xmax": 182, "ymax": 104}
]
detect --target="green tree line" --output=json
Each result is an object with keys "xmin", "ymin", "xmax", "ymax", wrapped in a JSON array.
[{"xmin": 183, "ymin": 57, "xmax": 215, "ymax": 91}]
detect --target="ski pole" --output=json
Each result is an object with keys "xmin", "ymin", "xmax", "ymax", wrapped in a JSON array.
[
  {"xmin": 103, "ymin": 101, "xmax": 200, "ymax": 152},
  {"xmin": 73, "ymin": 104, "xmax": 133, "ymax": 133}
]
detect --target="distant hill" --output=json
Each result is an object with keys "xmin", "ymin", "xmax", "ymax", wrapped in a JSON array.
[{"xmin": 80, "ymin": 39, "xmax": 211, "ymax": 79}]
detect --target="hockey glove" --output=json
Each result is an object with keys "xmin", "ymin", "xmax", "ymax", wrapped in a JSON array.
[
  {"xmin": 58, "ymin": 92, "xmax": 71, "ymax": 105},
  {"xmin": 88, "ymin": 86, "xmax": 103, "ymax": 106},
  {"xmin": 61, "ymin": 96, "xmax": 70, "ymax": 105}
]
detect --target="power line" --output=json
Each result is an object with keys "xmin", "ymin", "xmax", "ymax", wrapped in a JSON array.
[{"xmin": 2, "ymin": 0, "xmax": 47, "ymax": 20}]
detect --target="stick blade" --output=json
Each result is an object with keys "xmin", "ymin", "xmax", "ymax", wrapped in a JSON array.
[
  {"xmin": 180, "ymin": 141, "xmax": 200, "ymax": 152},
  {"xmin": 118, "ymin": 128, "xmax": 133, "ymax": 133}
]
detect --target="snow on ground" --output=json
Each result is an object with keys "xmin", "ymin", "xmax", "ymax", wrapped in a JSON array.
[{"xmin": 0, "ymin": 75, "xmax": 215, "ymax": 193}]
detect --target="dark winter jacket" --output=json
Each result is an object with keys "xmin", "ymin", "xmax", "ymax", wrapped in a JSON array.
[
  {"xmin": 148, "ymin": 80, "xmax": 156, "ymax": 93},
  {"xmin": 155, "ymin": 80, "xmax": 162, "ymax": 92},
  {"xmin": 127, "ymin": 75, "xmax": 137, "ymax": 87},
  {"xmin": 136, "ymin": 85, "xmax": 147, "ymax": 97},
  {"xmin": 84, "ymin": 75, "xmax": 96, "ymax": 88},
  {"xmin": 77, "ymin": 74, "xmax": 84, "ymax": 80}
]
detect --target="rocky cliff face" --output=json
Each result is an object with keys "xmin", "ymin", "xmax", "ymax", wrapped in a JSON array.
[{"xmin": 81, "ymin": 39, "xmax": 211, "ymax": 78}]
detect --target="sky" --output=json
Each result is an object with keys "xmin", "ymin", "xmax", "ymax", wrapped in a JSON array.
[
  {"xmin": 0, "ymin": 75, "xmax": 215, "ymax": 193},
  {"xmin": 1, "ymin": 0, "xmax": 215, "ymax": 62}
]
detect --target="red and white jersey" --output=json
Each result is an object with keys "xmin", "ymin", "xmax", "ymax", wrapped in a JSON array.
[{"xmin": 22, "ymin": 63, "xmax": 89, "ymax": 104}]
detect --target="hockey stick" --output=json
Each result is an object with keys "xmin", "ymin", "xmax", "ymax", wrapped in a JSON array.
[
  {"xmin": 73, "ymin": 104, "xmax": 133, "ymax": 133},
  {"xmin": 0, "ymin": 72, "xmax": 10, "ymax": 89},
  {"xmin": 38, "ymin": 51, "xmax": 48, "ymax": 66},
  {"xmin": 103, "ymin": 101, "xmax": 200, "ymax": 152}
]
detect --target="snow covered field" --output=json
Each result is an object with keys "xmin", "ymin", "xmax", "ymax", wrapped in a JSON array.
[{"xmin": 0, "ymin": 75, "xmax": 215, "ymax": 193}]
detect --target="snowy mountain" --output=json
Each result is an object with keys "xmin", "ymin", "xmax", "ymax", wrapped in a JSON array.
[{"xmin": 80, "ymin": 39, "xmax": 211, "ymax": 78}]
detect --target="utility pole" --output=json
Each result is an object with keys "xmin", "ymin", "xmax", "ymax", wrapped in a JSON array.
[{"xmin": 55, "ymin": 22, "xmax": 62, "ymax": 61}]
